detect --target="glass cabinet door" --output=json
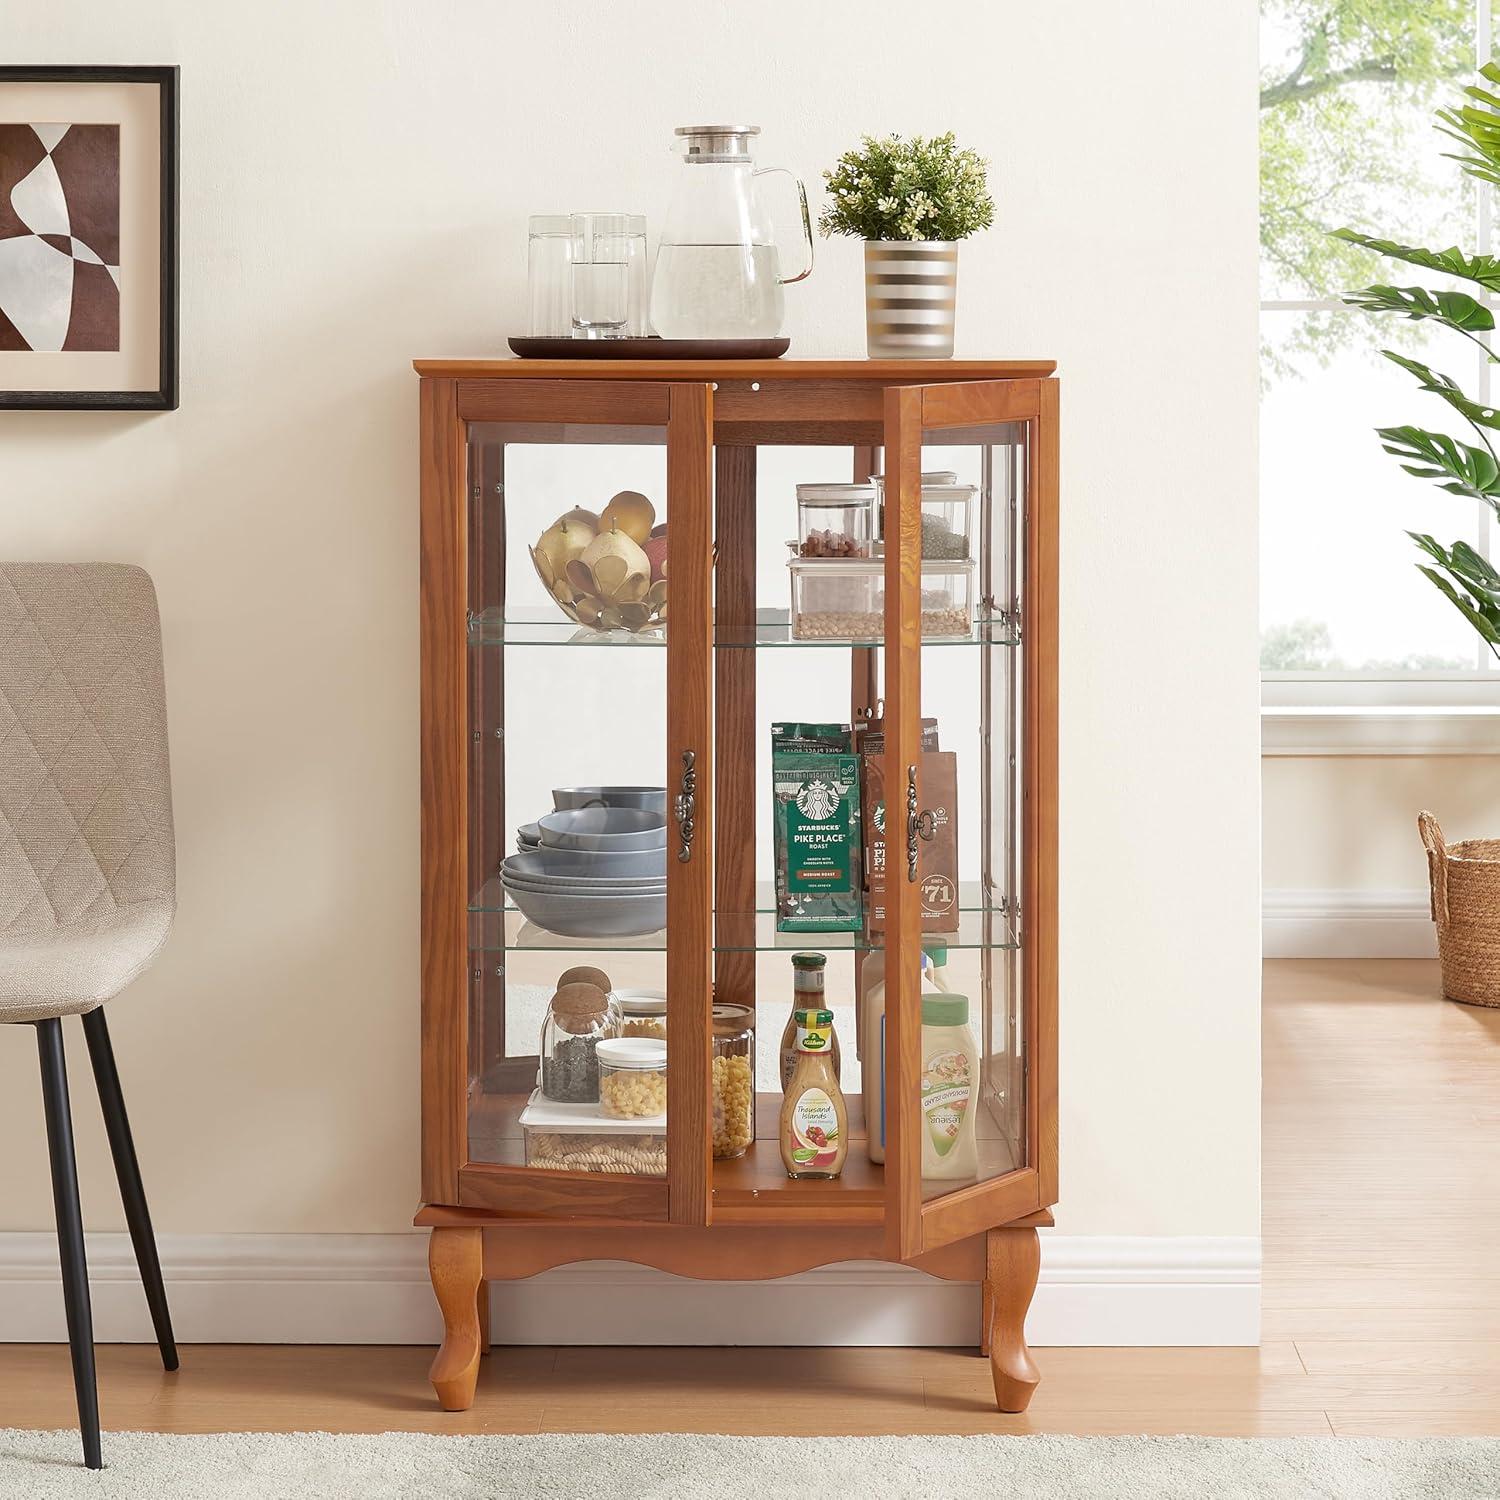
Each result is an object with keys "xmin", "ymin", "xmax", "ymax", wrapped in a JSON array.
[
  {"xmin": 455, "ymin": 379, "xmax": 714, "ymax": 1223},
  {"xmin": 879, "ymin": 378, "xmax": 1058, "ymax": 1258}
]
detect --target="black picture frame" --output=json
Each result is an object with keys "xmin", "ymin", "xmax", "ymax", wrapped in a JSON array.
[{"xmin": 0, "ymin": 64, "xmax": 178, "ymax": 411}]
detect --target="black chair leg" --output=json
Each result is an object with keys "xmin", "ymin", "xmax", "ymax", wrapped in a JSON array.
[
  {"xmin": 81, "ymin": 1008, "xmax": 178, "ymax": 1372},
  {"xmin": 36, "ymin": 1018, "xmax": 102, "ymax": 1471}
]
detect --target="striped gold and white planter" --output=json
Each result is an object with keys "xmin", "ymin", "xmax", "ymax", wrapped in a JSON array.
[{"xmin": 863, "ymin": 240, "xmax": 959, "ymax": 359}]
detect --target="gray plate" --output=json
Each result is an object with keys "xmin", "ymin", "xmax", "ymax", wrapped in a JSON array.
[
  {"xmin": 551, "ymin": 786, "xmax": 668, "ymax": 815},
  {"xmin": 506, "ymin": 849, "xmax": 667, "ymax": 883},
  {"xmin": 502, "ymin": 869, "xmax": 665, "ymax": 895},
  {"xmin": 504, "ymin": 882, "xmax": 667, "ymax": 938}
]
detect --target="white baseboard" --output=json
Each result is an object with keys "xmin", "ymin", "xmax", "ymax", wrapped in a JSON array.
[
  {"xmin": 1262, "ymin": 888, "xmax": 1436, "ymax": 959},
  {"xmin": 0, "ymin": 1232, "xmax": 1260, "ymax": 1348}
]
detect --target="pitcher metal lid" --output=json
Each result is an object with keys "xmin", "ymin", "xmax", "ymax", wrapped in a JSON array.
[{"xmin": 675, "ymin": 125, "xmax": 760, "ymax": 161}]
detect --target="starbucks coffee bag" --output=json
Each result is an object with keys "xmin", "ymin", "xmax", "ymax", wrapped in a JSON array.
[{"xmin": 771, "ymin": 723, "xmax": 863, "ymax": 933}]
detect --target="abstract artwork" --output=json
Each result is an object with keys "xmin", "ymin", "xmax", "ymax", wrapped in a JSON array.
[
  {"xmin": 0, "ymin": 123, "xmax": 121, "ymax": 351},
  {"xmin": 0, "ymin": 66, "xmax": 177, "ymax": 410}
]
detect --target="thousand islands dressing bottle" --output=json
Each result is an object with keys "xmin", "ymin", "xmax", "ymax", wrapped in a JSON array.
[{"xmin": 780, "ymin": 1007, "xmax": 848, "ymax": 1179}]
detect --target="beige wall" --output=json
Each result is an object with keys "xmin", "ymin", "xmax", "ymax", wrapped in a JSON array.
[
  {"xmin": 1264, "ymin": 758, "xmax": 1500, "ymax": 891},
  {"xmin": 0, "ymin": 0, "xmax": 1261, "ymax": 1241}
]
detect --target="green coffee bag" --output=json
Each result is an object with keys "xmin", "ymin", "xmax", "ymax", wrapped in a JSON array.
[{"xmin": 772, "ymin": 723, "xmax": 863, "ymax": 932}]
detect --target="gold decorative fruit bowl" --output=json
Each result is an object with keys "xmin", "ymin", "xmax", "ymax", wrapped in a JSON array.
[{"xmin": 529, "ymin": 490, "xmax": 668, "ymax": 634}]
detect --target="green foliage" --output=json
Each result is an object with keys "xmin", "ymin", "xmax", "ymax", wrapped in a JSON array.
[
  {"xmin": 818, "ymin": 133, "xmax": 993, "ymax": 242},
  {"xmin": 1260, "ymin": 0, "xmax": 1472, "ymax": 375},
  {"xmin": 1341, "ymin": 280, "xmax": 1496, "ymax": 361},
  {"xmin": 1436, "ymin": 59, "xmax": 1500, "ymax": 184},
  {"xmin": 1344, "ymin": 285, "xmax": 1494, "ymax": 333},
  {"xmin": 1332, "ymin": 231, "xmax": 1500, "ymax": 291},
  {"xmin": 1338, "ymin": 59, "xmax": 1500, "ymax": 662},
  {"xmin": 1377, "ymin": 425, "xmax": 1500, "ymax": 502},
  {"xmin": 1409, "ymin": 532, "xmax": 1500, "ymax": 645},
  {"xmin": 1380, "ymin": 351, "xmax": 1500, "ymax": 433}
]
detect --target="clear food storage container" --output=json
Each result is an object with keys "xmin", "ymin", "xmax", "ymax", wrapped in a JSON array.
[
  {"xmin": 519, "ymin": 1092, "xmax": 666, "ymax": 1177},
  {"xmin": 597, "ymin": 1036, "xmax": 668, "ymax": 1118},
  {"xmin": 711, "ymin": 1002, "xmax": 755, "ymax": 1159},
  {"xmin": 788, "ymin": 557, "xmax": 976, "ymax": 640},
  {"xmin": 539, "ymin": 980, "xmax": 618, "ymax": 1103},
  {"xmin": 871, "ymin": 473, "xmax": 974, "ymax": 559},
  {"xmin": 786, "ymin": 557, "xmax": 877, "ymax": 638},
  {"xmin": 796, "ymin": 483, "xmax": 874, "ymax": 558},
  {"xmin": 616, "ymin": 988, "xmax": 667, "ymax": 1041}
]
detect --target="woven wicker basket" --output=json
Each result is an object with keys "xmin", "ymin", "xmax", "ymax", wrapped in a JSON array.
[{"xmin": 1419, "ymin": 811, "xmax": 1500, "ymax": 1008}]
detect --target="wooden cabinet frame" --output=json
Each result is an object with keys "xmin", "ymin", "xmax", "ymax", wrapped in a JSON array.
[{"xmin": 416, "ymin": 358, "xmax": 1058, "ymax": 1415}]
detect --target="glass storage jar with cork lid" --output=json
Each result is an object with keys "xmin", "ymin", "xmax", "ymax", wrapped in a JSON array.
[
  {"xmin": 711, "ymin": 1002, "xmax": 755, "ymax": 1159},
  {"xmin": 539, "ymin": 976, "xmax": 618, "ymax": 1103}
]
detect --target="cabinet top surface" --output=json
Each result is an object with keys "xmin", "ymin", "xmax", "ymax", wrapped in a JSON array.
[{"xmin": 412, "ymin": 356, "xmax": 1057, "ymax": 382}]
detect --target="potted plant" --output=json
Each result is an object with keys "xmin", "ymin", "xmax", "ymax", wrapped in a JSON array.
[
  {"xmin": 1338, "ymin": 62, "xmax": 1500, "ymax": 652},
  {"xmin": 819, "ymin": 132, "xmax": 994, "ymax": 359},
  {"xmin": 1340, "ymin": 61, "xmax": 1500, "ymax": 1007}
]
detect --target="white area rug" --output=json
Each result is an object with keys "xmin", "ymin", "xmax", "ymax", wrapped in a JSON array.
[{"xmin": 2, "ymin": 1431, "xmax": 1498, "ymax": 1498}]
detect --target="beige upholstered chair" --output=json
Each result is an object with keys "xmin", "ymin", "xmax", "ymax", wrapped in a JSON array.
[{"xmin": 0, "ymin": 563, "xmax": 179, "ymax": 1470}]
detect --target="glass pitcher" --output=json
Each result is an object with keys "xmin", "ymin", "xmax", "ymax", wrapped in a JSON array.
[{"xmin": 649, "ymin": 125, "xmax": 813, "ymax": 340}]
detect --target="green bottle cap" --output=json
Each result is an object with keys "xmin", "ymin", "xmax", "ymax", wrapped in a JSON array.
[
  {"xmin": 921, "ymin": 993, "xmax": 969, "ymax": 1026},
  {"xmin": 921, "ymin": 940, "xmax": 948, "ymax": 967},
  {"xmin": 791, "ymin": 952, "xmax": 828, "ymax": 970},
  {"xmin": 794, "ymin": 1008, "xmax": 834, "ymax": 1026}
]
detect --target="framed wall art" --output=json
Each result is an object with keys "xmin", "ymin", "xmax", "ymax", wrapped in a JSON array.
[{"xmin": 0, "ymin": 65, "xmax": 178, "ymax": 411}]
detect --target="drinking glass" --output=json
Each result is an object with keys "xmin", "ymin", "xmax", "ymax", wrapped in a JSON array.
[
  {"xmin": 572, "ymin": 260, "xmax": 629, "ymax": 339},
  {"xmin": 528, "ymin": 216, "xmax": 575, "ymax": 336},
  {"xmin": 571, "ymin": 213, "xmax": 647, "ymax": 338}
]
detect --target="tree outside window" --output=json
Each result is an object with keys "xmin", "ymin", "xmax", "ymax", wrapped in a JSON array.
[{"xmin": 1261, "ymin": 0, "xmax": 1489, "ymax": 672}]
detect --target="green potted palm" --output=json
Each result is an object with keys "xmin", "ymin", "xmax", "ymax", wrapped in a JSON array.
[
  {"xmin": 819, "ymin": 132, "xmax": 994, "ymax": 359},
  {"xmin": 1339, "ymin": 62, "xmax": 1500, "ymax": 651},
  {"xmin": 1340, "ymin": 60, "xmax": 1500, "ymax": 1008}
]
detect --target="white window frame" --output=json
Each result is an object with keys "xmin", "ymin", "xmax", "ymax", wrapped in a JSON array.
[{"xmin": 1260, "ymin": 1, "xmax": 1500, "ymax": 752}]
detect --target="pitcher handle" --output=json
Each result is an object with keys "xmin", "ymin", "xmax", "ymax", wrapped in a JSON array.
[{"xmin": 754, "ymin": 167, "xmax": 815, "ymax": 285}]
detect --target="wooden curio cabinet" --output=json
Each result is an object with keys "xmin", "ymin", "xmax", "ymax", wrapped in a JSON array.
[{"xmin": 416, "ymin": 359, "xmax": 1058, "ymax": 1412}]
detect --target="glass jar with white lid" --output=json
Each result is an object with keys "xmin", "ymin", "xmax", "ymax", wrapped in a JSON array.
[
  {"xmin": 870, "ymin": 471, "xmax": 974, "ymax": 559},
  {"xmin": 616, "ymin": 988, "xmax": 667, "ymax": 1042},
  {"xmin": 796, "ymin": 482, "xmax": 875, "ymax": 558},
  {"xmin": 597, "ymin": 1037, "xmax": 668, "ymax": 1119}
]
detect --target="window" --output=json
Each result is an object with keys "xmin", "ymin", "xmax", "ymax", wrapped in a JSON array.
[{"xmin": 1260, "ymin": 0, "xmax": 1499, "ymax": 690}]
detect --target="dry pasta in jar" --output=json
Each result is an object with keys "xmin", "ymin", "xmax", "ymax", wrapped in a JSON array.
[
  {"xmin": 711, "ymin": 1002, "xmax": 755, "ymax": 1159},
  {"xmin": 597, "ymin": 1037, "xmax": 667, "ymax": 1119}
]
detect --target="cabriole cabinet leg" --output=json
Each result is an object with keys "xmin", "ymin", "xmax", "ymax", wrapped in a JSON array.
[
  {"xmin": 985, "ymin": 1225, "xmax": 1041, "ymax": 1413},
  {"xmin": 428, "ymin": 1227, "xmax": 484, "ymax": 1411}
]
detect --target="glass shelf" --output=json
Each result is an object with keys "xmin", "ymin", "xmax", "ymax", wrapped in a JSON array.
[
  {"xmin": 468, "ymin": 607, "xmax": 1017, "ymax": 650},
  {"xmin": 468, "ymin": 878, "xmax": 1017, "ymax": 953}
]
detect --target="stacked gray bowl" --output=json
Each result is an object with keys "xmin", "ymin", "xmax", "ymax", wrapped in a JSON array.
[{"xmin": 503, "ymin": 788, "xmax": 668, "ymax": 938}]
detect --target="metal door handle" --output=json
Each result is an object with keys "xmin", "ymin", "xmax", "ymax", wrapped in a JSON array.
[
  {"xmin": 906, "ymin": 764, "xmax": 937, "ymax": 881},
  {"xmin": 905, "ymin": 765, "xmax": 936, "ymax": 882},
  {"xmin": 675, "ymin": 749, "xmax": 697, "ymax": 863}
]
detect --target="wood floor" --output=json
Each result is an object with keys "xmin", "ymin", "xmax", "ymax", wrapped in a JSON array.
[{"xmin": 4, "ymin": 959, "xmax": 1498, "ymax": 1437}]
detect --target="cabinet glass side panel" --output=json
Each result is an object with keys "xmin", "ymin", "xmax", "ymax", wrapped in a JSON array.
[
  {"xmin": 911, "ymin": 427, "xmax": 1027, "ymax": 1203},
  {"xmin": 466, "ymin": 420, "xmax": 671, "ymax": 1181}
]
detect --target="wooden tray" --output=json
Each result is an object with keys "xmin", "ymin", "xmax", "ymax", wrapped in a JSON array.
[{"xmin": 508, "ymin": 336, "xmax": 790, "ymax": 360}]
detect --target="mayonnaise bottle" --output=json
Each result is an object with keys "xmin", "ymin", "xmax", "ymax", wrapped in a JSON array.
[
  {"xmin": 860, "ymin": 944, "xmax": 941, "ymax": 1165},
  {"xmin": 919, "ymin": 992, "xmax": 979, "ymax": 1181}
]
